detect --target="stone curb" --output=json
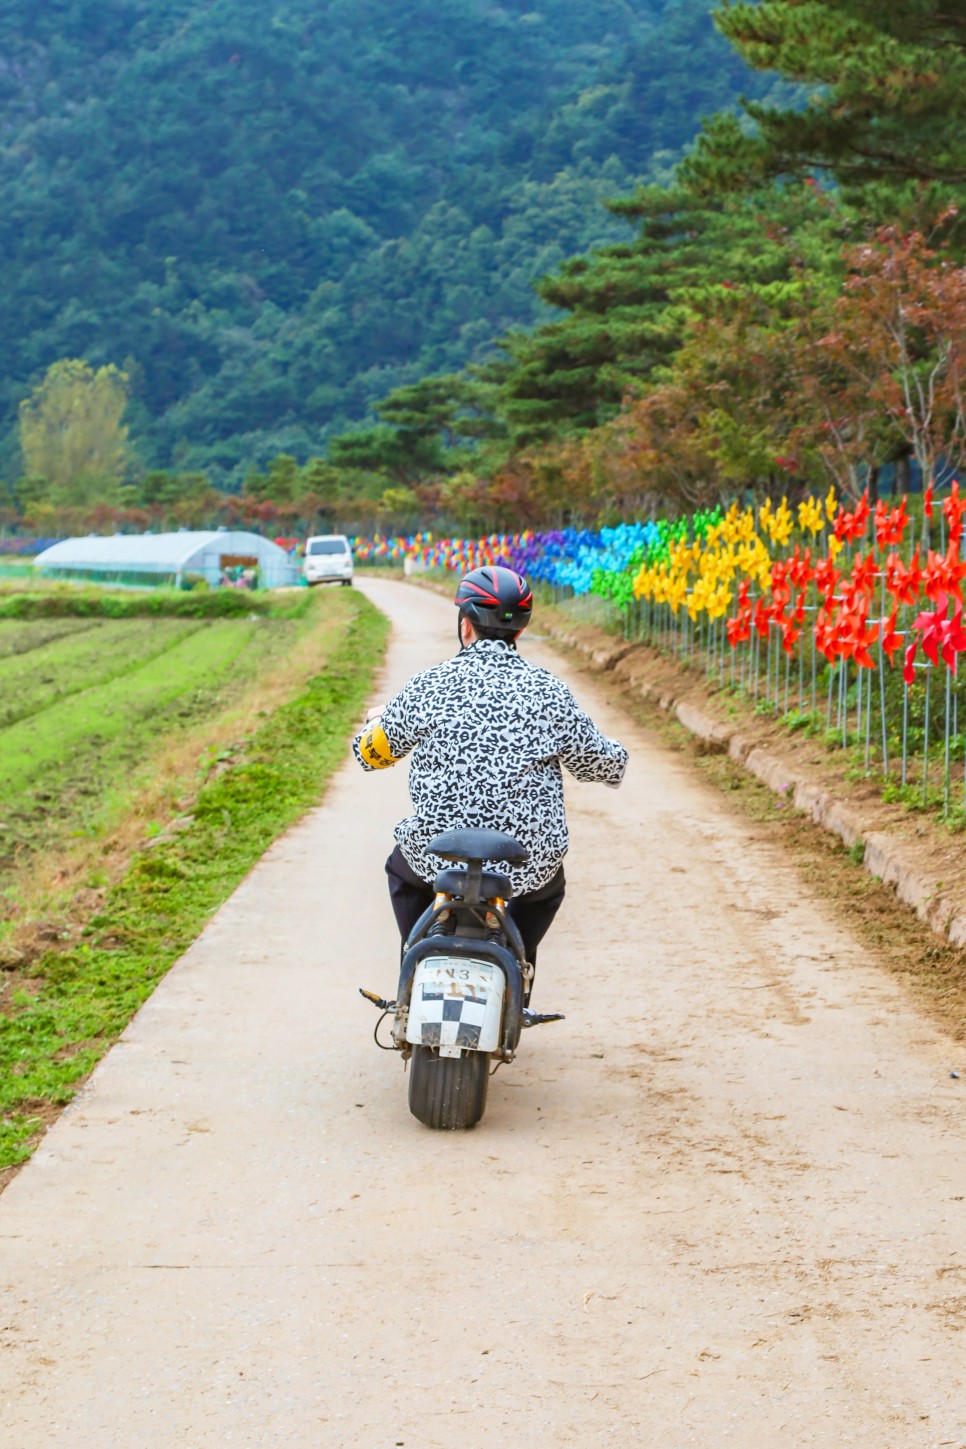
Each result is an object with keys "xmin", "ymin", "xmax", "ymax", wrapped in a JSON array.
[{"xmin": 546, "ymin": 621, "xmax": 966, "ymax": 951}]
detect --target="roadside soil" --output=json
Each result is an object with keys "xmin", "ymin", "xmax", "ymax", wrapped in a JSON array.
[{"xmin": 0, "ymin": 577, "xmax": 964, "ymax": 1447}]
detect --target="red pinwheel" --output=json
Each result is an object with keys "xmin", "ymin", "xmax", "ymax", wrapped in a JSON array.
[
  {"xmin": 838, "ymin": 602, "xmax": 877, "ymax": 669},
  {"xmin": 850, "ymin": 551, "xmax": 878, "ymax": 599},
  {"xmin": 941, "ymin": 599, "xmax": 966, "ymax": 668},
  {"xmin": 908, "ymin": 592, "xmax": 966, "ymax": 671},
  {"xmin": 787, "ymin": 545, "xmax": 815, "ymax": 591},
  {"xmin": 781, "ymin": 618, "xmax": 801, "ymax": 655},
  {"xmin": 875, "ymin": 496, "xmax": 911, "ymax": 549},
  {"xmin": 814, "ymin": 557, "xmax": 841, "ymax": 607},
  {"xmin": 924, "ymin": 541, "xmax": 966, "ymax": 603},
  {"xmin": 913, "ymin": 596, "xmax": 948, "ymax": 666},
  {"xmin": 879, "ymin": 608, "xmax": 903, "ymax": 663},
  {"xmin": 726, "ymin": 607, "xmax": 752, "ymax": 648},
  {"xmin": 752, "ymin": 599, "xmax": 772, "ymax": 639},
  {"xmin": 903, "ymin": 639, "xmax": 918, "ymax": 686},
  {"xmin": 814, "ymin": 607, "xmax": 842, "ymax": 662},
  {"xmin": 885, "ymin": 547, "xmax": 922, "ymax": 606},
  {"xmin": 940, "ymin": 542, "xmax": 966, "ymax": 602},
  {"xmin": 924, "ymin": 482, "xmax": 935, "ymax": 518},
  {"xmin": 834, "ymin": 490, "xmax": 871, "ymax": 544},
  {"xmin": 923, "ymin": 548, "xmax": 947, "ymax": 603},
  {"xmin": 944, "ymin": 480, "xmax": 965, "ymax": 546}
]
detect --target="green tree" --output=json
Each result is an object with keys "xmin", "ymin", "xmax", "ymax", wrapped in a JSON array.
[
  {"xmin": 494, "ymin": 180, "xmax": 847, "ymax": 445},
  {"xmin": 684, "ymin": 1, "xmax": 966, "ymax": 206},
  {"xmin": 19, "ymin": 360, "xmax": 130, "ymax": 507}
]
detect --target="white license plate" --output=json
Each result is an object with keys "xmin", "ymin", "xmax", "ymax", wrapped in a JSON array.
[{"xmin": 406, "ymin": 956, "xmax": 506, "ymax": 1055}]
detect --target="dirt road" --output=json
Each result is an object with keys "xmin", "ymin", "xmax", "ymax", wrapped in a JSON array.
[{"xmin": 1, "ymin": 578, "xmax": 964, "ymax": 1448}]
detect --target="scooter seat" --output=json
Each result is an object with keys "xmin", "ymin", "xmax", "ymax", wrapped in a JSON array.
[{"xmin": 434, "ymin": 866, "xmax": 513, "ymax": 901}]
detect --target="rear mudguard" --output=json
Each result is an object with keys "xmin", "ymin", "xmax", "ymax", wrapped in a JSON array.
[{"xmin": 395, "ymin": 936, "xmax": 526, "ymax": 1060}]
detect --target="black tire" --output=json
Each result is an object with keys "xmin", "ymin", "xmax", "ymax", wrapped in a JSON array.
[
  {"xmin": 408, "ymin": 1046, "xmax": 490, "ymax": 1130},
  {"xmin": 342, "ymin": 578, "xmax": 353, "ymax": 587}
]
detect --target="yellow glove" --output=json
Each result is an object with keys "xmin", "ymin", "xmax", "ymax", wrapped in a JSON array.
[{"xmin": 358, "ymin": 717, "xmax": 400, "ymax": 769}]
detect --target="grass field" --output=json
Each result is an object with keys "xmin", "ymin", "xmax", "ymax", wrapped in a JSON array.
[{"xmin": 0, "ymin": 584, "xmax": 388, "ymax": 1175}]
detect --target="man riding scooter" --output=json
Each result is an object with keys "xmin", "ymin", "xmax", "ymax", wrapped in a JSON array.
[{"xmin": 353, "ymin": 565, "xmax": 628, "ymax": 974}]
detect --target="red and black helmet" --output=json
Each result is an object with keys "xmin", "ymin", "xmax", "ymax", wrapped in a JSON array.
[{"xmin": 455, "ymin": 565, "xmax": 533, "ymax": 637}]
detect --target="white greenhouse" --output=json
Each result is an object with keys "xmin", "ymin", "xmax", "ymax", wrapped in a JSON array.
[{"xmin": 34, "ymin": 531, "xmax": 300, "ymax": 590}]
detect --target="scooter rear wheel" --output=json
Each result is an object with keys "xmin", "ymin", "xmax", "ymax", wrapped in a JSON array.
[{"xmin": 408, "ymin": 1046, "xmax": 490, "ymax": 1130}]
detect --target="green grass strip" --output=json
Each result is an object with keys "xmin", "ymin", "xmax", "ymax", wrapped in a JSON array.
[
  {"xmin": 0, "ymin": 587, "xmax": 298, "ymax": 620},
  {"xmin": 0, "ymin": 589, "xmax": 389, "ymax": 1169}
]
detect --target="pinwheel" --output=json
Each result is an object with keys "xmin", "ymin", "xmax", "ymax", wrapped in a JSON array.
[
  {"xmin": 837, "ymin": 602, "xmax": 878, "ymax": 669},
  {"xmin": 904, "ymin": 638, "xmax": 921, "ymax": 687},
  {"xmin": 814, "ymin": 607, "xmax": 842, "ymax": 662},
  {"xmin": 787, "ymin": 544, "xmax": 815, "ymax": 591},
  {"xmin": 875, "ymin": 496, "xmax": 910, "ymax": 550},
  {"xmin": 912, "ymin": 598, "xmax": 948, "ymax": 666},
  {"xmin": 825, "ymin": 485, "xmax": 838, "ymax": 523},
  {"xmin": 885, "ymin": 547, "xmax": 923, "ymax": 606},
  {"xmin": 726, "ymin": 609, "xmax": 752, "ymax": 648},
  {"xmin": 752, "ymin": 599, "xmax": 773, "ymax": 639},
  {"xmin": 797, "ymin": 496, "xmax": 825, "ymax": 536},
  {"xmin": 781, "ymin": 617, "xmax": 801, "ymax": 655},
  {"xmin": 849, "ymin": 551, "xmax": 879, "ymax": 600},
  {"xmin": 944, "ymin": 480, "xmax": 966, "ymax": 546},
  {"xmin": 834, "ymin": 490, "xmax": 871, "ymax": 544},
  {"xmin": 923, "ymin": 541, "xmax": 966, "ymax": 603},
  {"xmin": 880, "ymin": 608, "xmax": 903, "ymax": 664},
  {"xmin": 814, "ymin": 557, "xmax": 841, "ymax": 608},
  {"xmin": 940, "ymin": 600, "xmax": 966, "ymax": 668}
]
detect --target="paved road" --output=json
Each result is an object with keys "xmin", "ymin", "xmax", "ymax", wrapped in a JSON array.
[{"xmin": 1, "ymin": 578, "xmax": 965, "ymax": 1447}]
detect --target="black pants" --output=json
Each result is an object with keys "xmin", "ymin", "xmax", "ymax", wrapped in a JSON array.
[{"xmin": 385, "ymin": 846, "xmax": 565, "ymax": 967}]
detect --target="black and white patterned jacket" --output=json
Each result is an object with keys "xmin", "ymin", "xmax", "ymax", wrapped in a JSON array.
[{"xmin": 353, "ymin": 638, "xmax": 628, "ymax": 894}]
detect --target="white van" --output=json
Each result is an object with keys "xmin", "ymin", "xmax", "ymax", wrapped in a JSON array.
[{"xmin": 304, "ymin": 534, "xmax": 354, "ymax": 587}]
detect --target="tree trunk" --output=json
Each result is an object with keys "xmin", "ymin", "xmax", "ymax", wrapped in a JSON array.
[{"xmin": 867, "ymin": 464, "xmax": 880, "ymax": 506}]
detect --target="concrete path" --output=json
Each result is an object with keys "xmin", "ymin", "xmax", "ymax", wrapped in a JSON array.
[{"xmin": 1, "ymin": 578, "xmax": 964, "ymax": 1447}]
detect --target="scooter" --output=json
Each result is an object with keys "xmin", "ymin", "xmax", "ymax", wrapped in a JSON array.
[{"xmin": 361, "ymin": 827, "xmax": 564, "ymax": 1129}]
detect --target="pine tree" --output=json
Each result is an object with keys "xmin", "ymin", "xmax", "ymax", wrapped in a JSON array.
[{"xmin": 683, "ymin": 1, "xmax": 966, "ymax": 199}]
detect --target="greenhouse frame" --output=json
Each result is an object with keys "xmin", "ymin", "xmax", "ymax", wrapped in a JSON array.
[{"xmin": 34, "ymin": 531, "xmax": 300, "ymax": 590}]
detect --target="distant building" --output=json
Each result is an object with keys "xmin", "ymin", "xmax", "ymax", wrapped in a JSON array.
[{"xmin": 34, "ymin": 531, "xmax": 300, "ymax": 590}]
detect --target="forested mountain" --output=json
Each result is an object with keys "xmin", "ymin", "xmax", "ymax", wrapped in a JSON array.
[{"xmin": 0, "ymin": 0, "xmax": 770, "ymax": 484}]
